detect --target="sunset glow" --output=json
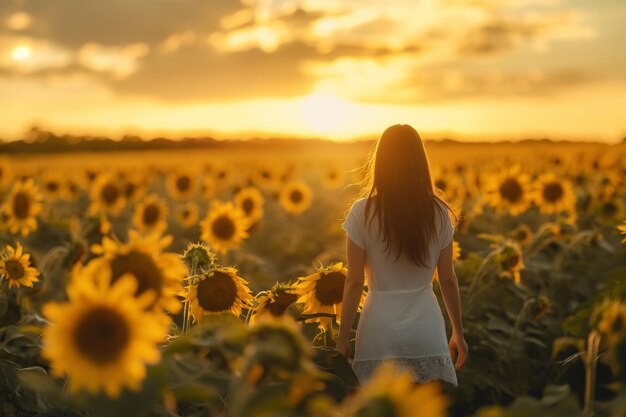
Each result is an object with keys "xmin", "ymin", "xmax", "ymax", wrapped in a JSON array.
[{"xmin": 0, "ymin": 0, "xmax": 624, "ymax": 142}]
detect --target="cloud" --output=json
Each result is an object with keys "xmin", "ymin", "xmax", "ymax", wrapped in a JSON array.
[{"xmin": 0, "ymin": 0, "xmax": 607, "ymax": 105}]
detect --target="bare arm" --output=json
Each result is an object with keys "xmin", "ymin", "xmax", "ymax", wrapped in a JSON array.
[
  {"xmin": 335, "ymin": 237, "xmax": 366, "ymax": 357},
  {"xmin": 437, "ymin": 240, "xmax": 468, "ymax": 369}
]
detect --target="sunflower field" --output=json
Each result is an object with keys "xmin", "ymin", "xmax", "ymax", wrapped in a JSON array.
[{"xmin": 0, "ymin": 140, "xmax": 625, "ymax": 417}]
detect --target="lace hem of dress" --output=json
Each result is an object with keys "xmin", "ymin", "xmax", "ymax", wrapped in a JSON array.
[{"xmin": 352, "ymin": 355, "xmax": 458, "ymax": 386}]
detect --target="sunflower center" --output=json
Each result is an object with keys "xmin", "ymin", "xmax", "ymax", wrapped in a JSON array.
[
  {"xmin": 4, "ymin": 259, "xmax": 25, "ymax": 280},
  {"xmin": 142, "ymin": 204, "xmax": 160, "ymax": 226},
  {"xmin": 267, "ymin": 292, "xmax": 298, "ymax": 316},
  {"xmin": 197, "ymin": 271, "xmax": 237, "ymax": 312},
  {"xmin": 612, "ymin": 315, "xmax": 624, "ymax": 333},
  {"xmin": 176, "ymin": 176, "xmax": 191, "ymax": 192},
  {"xmin": 242, "ymin": 198, "xmax": 254, "ymax": 215},
  {"xmin": 124, "ymin": 182, "xmax": 137, "ymax": 198},
  {"xmin": 542, "ymin": 182, "xmax": 564, "ymax": 203},
  {"xmin": 602, "ymin": 202, "xmax": 617, "ymax": 216},
  {"xmin": 182, "ymin": 209, "xmax": 190, "ymax": 218},
  {"xmin": 328, "ymin": 172, "xmax": 337, "ymax": 180},
  {"xmin": 315, "ymin": 271, "xmax": 345, "ymax": 306},
  {"xmin": 212, "ymin": 215, "xmax": 236, "ymax": 240},
  {"xmin": 12, "ymin": 192, "xmax": 31, "ymax": 219},
  {"xmin": 101, "ymin": 183, "xmax": 120, "ymax": 205},
  {"xmin": 46, "ymin": 181, "xmax": 60, "ymax": 192},
  {"xmin": 506, "ymin": 254, "xmax": 521, "ymax": 270},
  {"xmin": 289, "ymin": 189, "xmax": 303, "ymax": 204},
  {"xmin": 73, "ymin": 306, "xmax": 131, "ymax": 365},
  {"xmin": 435, "ymin": 179, "xmax": 447, "ymax": 191},
  {"xmin": 499, "ymin": 178, "xmax": 523, "ymax": 203},
  {"xmin": 110, "ymin": 251, "xmax": 163, "ymax": 300}
]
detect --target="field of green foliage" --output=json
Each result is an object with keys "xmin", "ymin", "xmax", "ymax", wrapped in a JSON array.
[{"xmin": 0, "ymin": 140, "xmax": 625, "ymax": 417}]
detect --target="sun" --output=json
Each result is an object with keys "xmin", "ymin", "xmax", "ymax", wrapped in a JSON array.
[
  {"xmin": 12, "ymin": 45, "xmax": 31, "ymax": 61},
  {"xmin": 299, "ymin": 92, "xmax": 352, "ymax": 134}
]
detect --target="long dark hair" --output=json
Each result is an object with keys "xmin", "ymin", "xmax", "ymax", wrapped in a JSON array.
[{"xmin": 355, "ymin": 124, "xmax": 458, "ymax": 267}]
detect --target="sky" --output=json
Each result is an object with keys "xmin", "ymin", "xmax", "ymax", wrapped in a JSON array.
[{"xmin": 0, "ymin": 0, "xmax": 625, "ymax": 142}]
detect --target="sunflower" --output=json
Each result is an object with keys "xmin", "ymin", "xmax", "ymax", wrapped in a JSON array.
[
  {"xmin": 184, "ymin": 267, "xmax": 254, "ymax": 322},
  {"xmin": 619, "ymin": 221, "xmax": 626, "ymax": 244},
  {"xmin": 597, "ymin": 300, "xmax": 626, "ymax": 345},
  {"xmin": 342, "ymin": 362, "xmax": 447, "ymax": 417},
  {"xmin": 483, "ymin": 166, "xmax": 532, "ymax": 215},
  {"xmin": 251, "ymin": 165, "xmax": 280, "ymax": 189},
  {"xmin": 234, "ymin": 187, "xmax": 265, "ymax": 224},
  {"xmin": 249, "ymin": 283, "xmax": 299, "ymax": 325},
  {"xmin": 40, "ymin": 171, "xmax": 67, "ymax": 201},
  {"xmin": 122, "ymin": 173, "xmax": 147, "ymax": 202},
  {"xmin": 132, "ymin": 194, "xmax": 169, "ymax": 234},
  {"xmin": 431, "ymin": 168, "xmax": 463, "ymax": 203},
  {"xmin": 41, "ymin": 272, "xmax": 168, "ymax": 398},
  {"xmin": 511, "ymin": 224, "xmax": 533, "ymax": 246},
  {"xmin": 200, "ymin": 201, "xmax": 249, "ymax": 254},
  {"xmin": 167, "ymin": 171, "xmax": 198, "ymax": 200},
  {"xmin": 532, "ymin": 173, "xmax": 576, "ymax": 215},
  {"xmin": 3, "ymin": 178, "xmax": 43, "ymax": 237},
  {"xmin": 295, "ymin": 262, "xmax": 362, "ymax": 330},
  {"xmin": 65, "ymin": 177, "xmax": 84, "ymax": 202},
  {"xmin": 88, "ymin": 174, "xmax": 126, "ymax": 216},
  {"xmin": 322, "ymin": 166, "xmax": 345, "ymax": 190},
  {"xmin": 201, "ymin": 176, "xmax": 217, "ymax": 200},
  {"xmin": 279, "ymin": 181, "xmax": 313, "ymax": 215},
  {"xmin": 182, "ymin": 242, "xmax": 216, "ymax": 272},
  {"xmin": 498, "ymin": 241, "xmax": 525, "ymax": 285},
  {"xmin": 175, "ymin": 202, "xmax": 199, "ymax": 228},
  {"xmin": 86, "ymin": 230, "xmax": 186, "ymax": 314},
  {"xmin": 0, "ymin": 243, "xmax": 40, "ymax": 288}
]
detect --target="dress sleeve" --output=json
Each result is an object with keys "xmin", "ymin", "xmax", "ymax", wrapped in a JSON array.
[
  {"xmin": 438, "ymin": 206, "xmax": 455, "ymax": 251},
  {"xmin": 342, "ymin": 201, "xmax": 366, "ymax": 250}
]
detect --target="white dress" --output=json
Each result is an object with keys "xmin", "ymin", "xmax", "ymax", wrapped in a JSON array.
[{"xmin": 341, "ymin": 197, "xmax": 458, "ymax": 386}]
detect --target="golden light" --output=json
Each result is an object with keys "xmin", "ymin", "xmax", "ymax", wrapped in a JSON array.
[
  {"xmin": 11, "ymin": 45, "xmax": 31, "ymax": 61},
  {"xmin": 6, "ymin": 12, "xmax": 32, "ymax": 31},
  {"xmin": 299, "ymin": 93, "xmax": 353, "ymax": 134}
]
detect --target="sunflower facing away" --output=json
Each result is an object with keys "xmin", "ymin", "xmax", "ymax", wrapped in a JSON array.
[
  {"xmin": 483, "ymin": 166, "xmax": 532, "ymax": 215},
  {"xmin": 279, "ymin": 181, "xmax": 313, "ymax": 215},
  {"xmin": 88, "ymin": 174, "xmax": 126, "ymax": 216},
  {"xmin": 200, "ymin": 201, "xmax": 249, "ymax": 254},
  {"xmin": 532, "ymin": 173, "xmax": 576, "ymax": 215},
  {"xmin": 183, "ymin": 266, "xmax": 254, "ymax": 322},
  {"xmin": 86, "ymin": 230, "xmax": 186, "ymax": 314},
  {"xmin": 295, "ymin": 262, "xmax": 364, "ymax": 330},
  {"xmin": 342, "ymin": 361, "xmax": 448, "ymax": 417},
  {"xmin": 132, "ymin": 194, "xmax": 169, "ymax": 234},
  {"xmin": 42, "ymin": 272, "xmax": 168, "ymax": 398},
  {"xmin": 0, "ymin": 243, "xmax": 40, "ymax": 288},
  {"xmin": 249, "ymin": 282, "xmax": 299, "ymax": 325},
  {"xmin": 3, "ymin": 179, "xmax": 43, "ymax": 237},
  {"xmin": 234, "ymin": 187, "xmax": 265, "ymax": 224},
  {"xmin": 498, "ymin": 241, "xmax": 525, "ymax": 285}
]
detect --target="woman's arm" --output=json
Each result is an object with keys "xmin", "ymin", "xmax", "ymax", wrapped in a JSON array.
[
  {"xmin": 437, "ymin": 241, "xmax": 468, "ymax": 370},
  {"xmin": 335, "ymin": 237, "xmax": 366, "ymax": 357}
]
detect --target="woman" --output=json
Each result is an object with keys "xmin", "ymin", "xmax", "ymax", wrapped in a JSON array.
[{"xmin": 334, "ymin": 124, "xmax": 467, "ymax": 386}]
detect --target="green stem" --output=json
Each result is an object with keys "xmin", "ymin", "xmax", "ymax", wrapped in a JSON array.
[{"xmin": 584, "ymin": 331, "xmax": 601, "ymax": 417}]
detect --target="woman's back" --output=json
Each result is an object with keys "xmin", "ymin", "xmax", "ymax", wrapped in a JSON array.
[{"xmin": 342, "ymin": 196, "xmax": 454, "ymax": 292}]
